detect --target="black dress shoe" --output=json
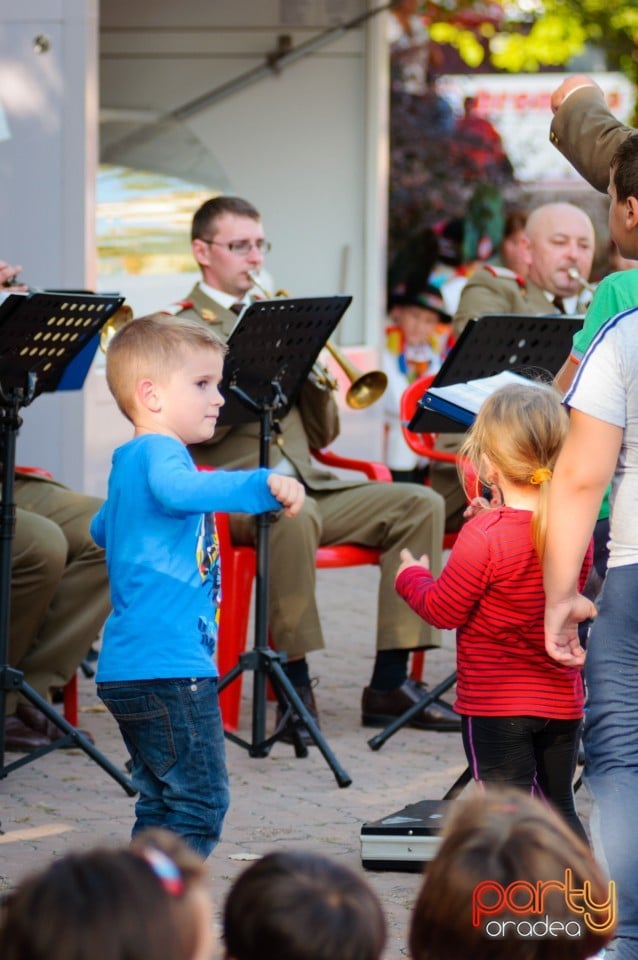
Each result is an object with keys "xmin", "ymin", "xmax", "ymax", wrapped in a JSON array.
[
  {"xmin": 275, "ymin": 683, "xmax": 320, "ymax": 746},
  {"xmin": 4, "ymin": 714, "xmax": 52, "ymax": 753},
  {"xmin": 361, "ymin": 678, "xmax": 461, "ymax": 731},
  {"xmin": 16, "ymin": 702, "xmax": 95, "ymax": 745}
]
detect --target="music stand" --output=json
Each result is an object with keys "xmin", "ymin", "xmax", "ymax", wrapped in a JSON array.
[
  {"xmin": 0, "ymin": 291, "xmax": 135, "ymax": 795},
  {"xmin": 216, "ymin": 297, "xmax": 353, "ymax": 788},
  {"xmin": 409, "ymin": 312, "xmax": 583, "ymax": 434},
  {"xmin": 368, "ymin": 311, "xmax": 582, "ymax": 751}
]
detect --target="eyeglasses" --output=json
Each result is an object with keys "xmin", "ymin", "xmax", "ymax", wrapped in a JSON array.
[{"xmin": 199, "ymin": 238, "xmax": 271, "ymax": 255}]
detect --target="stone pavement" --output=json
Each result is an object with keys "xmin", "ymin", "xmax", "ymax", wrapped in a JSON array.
[{"xmin": 0, "ymin": 564, "xmax": 591, "ymax": 959}]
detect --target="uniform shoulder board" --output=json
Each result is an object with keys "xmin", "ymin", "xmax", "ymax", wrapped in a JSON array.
[
  {"xmin": 161, "ymin": 300, "xmax": 194, "ymax": 316},
  {"xmin": 482, "ymin": 265, "xmax": 526, "ymax": 289}
]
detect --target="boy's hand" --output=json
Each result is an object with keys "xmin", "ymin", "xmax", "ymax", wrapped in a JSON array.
[
  {"xmin": 544, "ymin": 594, "xmax": 597, "ymax": 668},
  {"xmin": 395, "ymin": 548, "xmax": 430, "ymax": 584},
  {"xmin": 267, "ymin": 474, "xmax": 305, "ymax": 517}
]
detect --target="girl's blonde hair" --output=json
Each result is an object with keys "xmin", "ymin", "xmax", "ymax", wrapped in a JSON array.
[{"xmin": 459, "ymin": 381, "xmax": 567, "ymax": 558}]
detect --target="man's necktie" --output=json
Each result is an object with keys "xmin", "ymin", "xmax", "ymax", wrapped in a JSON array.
[
  {"xmin": 230, "ymin": 302, "xmax": 245, "ymax": 316},
  {"xmin": 552, "ymin": 296, "xmax": 566, "ymax": 314}
]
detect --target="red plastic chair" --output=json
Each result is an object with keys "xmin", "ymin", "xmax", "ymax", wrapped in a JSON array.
[
  {"xmin": 14, "ymin": 466, "xmax": 80, "ymax": 726},
  {"xmin": 208, "ymin": 450, "xmax": 390, "ymax": 732},
  {"xmin": 400, "ymin": 375, "xmax": 461, "ymax": 474},
  {"xmin": 399, "ymin": 374, "xmax": 479, "ymax": 532}
]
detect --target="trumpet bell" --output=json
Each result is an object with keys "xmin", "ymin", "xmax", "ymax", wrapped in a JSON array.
[
  {"xmin": 346, "ymin": 370, "xmax": 388, "ymax": 409},
  {"xmin": 247, "ymin": 271, "xmax": 388, "ymax": 410},
  {"xmin": 324, "ymin": 340, "xmax": 387, "ymax": 409},
  {"xmin": 99, "ymin": 304, "xmax": 134, "ymax": 352}
]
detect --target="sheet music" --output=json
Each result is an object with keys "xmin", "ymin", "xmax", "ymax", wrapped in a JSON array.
[{"xmin": 426, "ymin": 369, "xmax": 534, "ymax": 417}]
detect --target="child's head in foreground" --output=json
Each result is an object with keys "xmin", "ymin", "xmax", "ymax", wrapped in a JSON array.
[
  {"xmin": 0, "ymin": 827, "xmax": 214, "ymax": 960},
  {"xmin": 105, "ymin": 313, "xmax": 227, "ymax": 443},
  {"xmin": 460, "ymin": 380, "xmax": 567, "ymax": 554},
  {"xmin": 409, "ymin": 787, "xmax": 614, "ymax": 960},
  {"xmin": 222, "ymin": 849, "xmax": 386, "ymax": 960}
]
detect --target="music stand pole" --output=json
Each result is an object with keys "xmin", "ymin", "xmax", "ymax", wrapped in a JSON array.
[
  {"xmin": 0, "ymin": 380, "xmax": 134, "ymax": 794},
  {"xmin": 217, "ymin": 381, "xmax": 352, "ymax": 788},
  {"xmin": 212, "ymin": 295, "xmax": 354, "ymax": 787}
]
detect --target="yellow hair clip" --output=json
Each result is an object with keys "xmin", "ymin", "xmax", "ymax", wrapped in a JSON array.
[{"xmin": 530, "ymin": 467, "xmax": 552, "ymax": 485}]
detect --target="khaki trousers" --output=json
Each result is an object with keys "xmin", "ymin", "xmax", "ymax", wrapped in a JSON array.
[
  {"xmin": 7, "ymin": 476, "xmax": 110, "ymax": 713},
  {"xmin": 228, "ymin": 481, "xmax": 445, "ymax": 658}
]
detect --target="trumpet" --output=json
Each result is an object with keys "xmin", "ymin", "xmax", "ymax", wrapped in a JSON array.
[
  {"xmin": 247, "ymin": 272, "xmax": 387, "ymax": 410},
  {"xmin": 567, "ymin": 267, "xmax": 596, "ymax": 294}
]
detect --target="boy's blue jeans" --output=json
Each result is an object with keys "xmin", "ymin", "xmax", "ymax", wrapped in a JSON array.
[
  {"xmin": 98, "ymin": 677, "xmax": 230, "ymax": 859},
  {"xmin": 584, "ymin": 564, "xmax": 638, "ymax": 960}
]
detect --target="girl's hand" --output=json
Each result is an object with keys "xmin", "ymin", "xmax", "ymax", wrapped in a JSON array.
[
  {"xmin": 463, "ymin": 496, "xmax": 491, "ymax": 519},
  {"xmin": 395, "ymin": 547, "xmax": 430, "ymax": 583},
  {"xmin": 463, "ymin": 483, "xmax": 503, "ymax": 519}
]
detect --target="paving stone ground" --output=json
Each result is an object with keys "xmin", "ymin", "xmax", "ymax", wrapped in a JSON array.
[{"xmin": 0, "ymin": 563, "xmax": 591, "ymax": 959}]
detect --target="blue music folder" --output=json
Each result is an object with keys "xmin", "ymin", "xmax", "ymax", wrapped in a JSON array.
[{"xmin": 56, "ymin": 333, "xmax": 100, "ymax": 391}]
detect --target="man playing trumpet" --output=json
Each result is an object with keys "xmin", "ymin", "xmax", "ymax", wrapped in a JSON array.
[
  {"xmin": 170, "ymin": 195, "xmax": 458, "ymax": 742},
  {"xmin": 453, "ymin": 202, "xmax": 596, "ymax": 337}
]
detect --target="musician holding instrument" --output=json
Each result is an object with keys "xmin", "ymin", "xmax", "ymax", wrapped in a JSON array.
[
  {"xmin": 453, "ymin": 202, "xmax": 596, "ymax": 338},
  {"xmin": 170, "ymin": 196, "xmax": 459, "ymax": 743}
]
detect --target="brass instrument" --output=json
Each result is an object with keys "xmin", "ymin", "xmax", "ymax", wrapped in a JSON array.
[
  {"xmin": 567, "ymin": 267, "xmax": 596, "ymax": 294},
  {"xmin": 247, "ymin": 272, "xmax": 387, "ymax": 409},
  {"xmin": 99, "ymin": 303, "xmax": 134, "ymax": 352}
]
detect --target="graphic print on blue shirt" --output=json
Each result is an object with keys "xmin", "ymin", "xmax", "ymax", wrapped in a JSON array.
[{"xmin": 196, "ymin": 512, "xmax": 221, "ymax": 657}]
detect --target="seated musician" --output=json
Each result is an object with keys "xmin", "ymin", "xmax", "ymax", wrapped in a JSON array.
[{"xmin": 167, "ymin": 196, "xmax": 461, "ymax": 743}]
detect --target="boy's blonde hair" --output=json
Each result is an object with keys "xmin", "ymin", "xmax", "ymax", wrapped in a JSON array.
[
  {"xmin": 459, "ymin": 381, "xmax": 567, "ymax": 558},
  {"xmin": 105, "ymin": 312, "xmax": 227, "ymax": 422}
]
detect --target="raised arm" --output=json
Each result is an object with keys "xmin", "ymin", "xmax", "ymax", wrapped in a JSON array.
[{"xmin": 549, "ymin": 78, "xmax": 634, "ymax": 194}]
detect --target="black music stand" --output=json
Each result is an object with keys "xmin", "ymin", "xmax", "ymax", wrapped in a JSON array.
[
  {"xmin": 409, "ymin": 312, "xmax": 583, "ymax": 434},
  {"xmin": 216, "ymin": 297, "xmax": 353, "ymax": 788},
  {"xmin": 367, "ymin": 311, "xmax": 582, "ymax": 752},
  {"xmin": 0, "ymin": 291, "xmax": 135, "ymax": 795}
]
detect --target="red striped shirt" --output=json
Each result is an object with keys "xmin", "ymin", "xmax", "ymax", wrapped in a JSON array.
[{"xmin": 396, "ymin": 507, "xmax": 592, "ymax": 719}]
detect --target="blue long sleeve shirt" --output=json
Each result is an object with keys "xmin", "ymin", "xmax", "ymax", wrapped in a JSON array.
[{"xmin": 91, "ymin": 434, "xmax": 280, "ymax": 682}]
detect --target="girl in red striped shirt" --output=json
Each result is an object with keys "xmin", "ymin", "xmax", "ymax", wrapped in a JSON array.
[{"xmin": 395, "ymin": 382, "xmax": 592, "ymax": 839}]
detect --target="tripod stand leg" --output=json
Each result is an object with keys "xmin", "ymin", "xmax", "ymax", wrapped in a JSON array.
[
  {"xmin": 271, "ymin": 686, "xmax": 310, "ymax": 759},
  {"xmin": 219, "ymin": 649, "xmax": 352, "ymax": 787},
  {"xmin": 267, "ymin": 658, "xmax": 352, "ymax": 787},
  {"xmin": 367, "ymin": 672, "xmax": 458, "ymax": 751},
  {"xmin": 442, "ymin": 765, "xmax": 471, "ymax": 799},
  {"xmin": 0, "ymin": 672, "xmax": 135, "ymax": 796}
]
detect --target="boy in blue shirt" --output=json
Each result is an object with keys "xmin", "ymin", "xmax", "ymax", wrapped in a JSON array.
[{"xmin": 92, "ymin": 313, "xmax": 304, "ymax": 857}]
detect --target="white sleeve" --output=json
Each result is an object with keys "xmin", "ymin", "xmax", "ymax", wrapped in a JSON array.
[{"xmin": 566, "ymin": 323, "xmax": 626, "ymax": 429}]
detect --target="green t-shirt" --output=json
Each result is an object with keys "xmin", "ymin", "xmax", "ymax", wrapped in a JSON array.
[{"xmin": 571, "ymin": 269, "xmax": 638, "ymax": 520}]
